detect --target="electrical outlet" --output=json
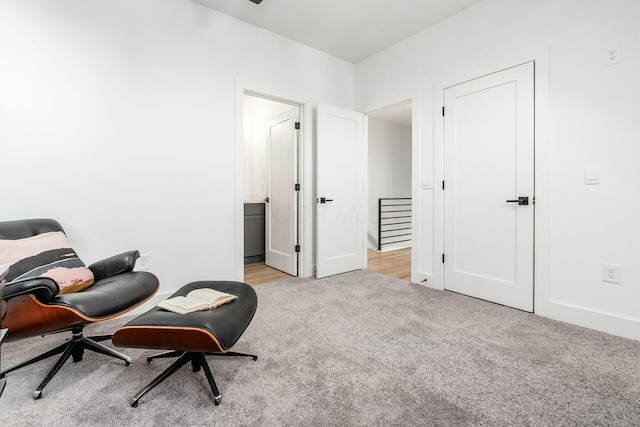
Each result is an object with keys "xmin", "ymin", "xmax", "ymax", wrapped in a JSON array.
[
  {"xmin": 602, "ymin": 263, "xmax": 620, "ymax": 284},
  {"xmin": 603, "ymin": 46, "xmax": 621, "ymax": 66},
  {"xmin": 136, "ymin": 253, "xmax": 151, "ymax": 271}
]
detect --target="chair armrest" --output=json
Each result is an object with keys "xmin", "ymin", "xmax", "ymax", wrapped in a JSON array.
[
  {"xmin": 3, "ymin": 277, "xmax": 59, "ymax": 303},
  {"xmin": 88, "ymin": 250, "xmax": 140, "ymax": 281}
]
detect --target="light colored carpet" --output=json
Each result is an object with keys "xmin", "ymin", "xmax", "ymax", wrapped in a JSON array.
[{"xmin": 1, "ymin": 270, "xmax": 639, "ymax": 426}]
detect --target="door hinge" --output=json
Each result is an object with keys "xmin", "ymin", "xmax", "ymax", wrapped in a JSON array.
[
  {"xmin": 442, "ymin": 106, "xmax": 445, "ymax": 117},
  {"xmin": 442, "ymin": 254, "xmax": 445, "ymax": 263},
  {"xmin": 295, "ymin": 245, "xmax": 300, "ymax": 253},
  {"xmin": 442, "ymin": 181, "xmax": 445, "ymax": 190},
  {"xmin": 295, "ymin": 122, "xmax": 300, "ymax": 130},
  {"xmin": 295, "ymin": 183, "xmax": 300, "ymax": 191}
]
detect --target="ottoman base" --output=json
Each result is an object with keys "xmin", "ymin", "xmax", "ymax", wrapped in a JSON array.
[
  {"xmin": 131, "ymin": 350, "xmax": 257, "ymax": 407},
  {"xmin": 112, "ymin": 280, "xmax": 259, "ymax": 407}
]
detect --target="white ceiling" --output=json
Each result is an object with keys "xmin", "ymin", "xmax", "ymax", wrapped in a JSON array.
[{"xmin": 191, "ymin": 0, "xmax": 484, "ymax": 63}]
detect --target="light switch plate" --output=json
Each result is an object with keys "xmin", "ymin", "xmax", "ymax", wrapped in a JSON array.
[
  {"xmin": 421, "ymin": 176, "xmax": 434, "ymax": 189},
  {"xmin": 584, "ymin": 166, "xmax": 600, "ymax": 185}
]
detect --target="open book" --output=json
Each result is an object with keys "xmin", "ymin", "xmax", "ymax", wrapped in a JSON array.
[{"xmin": 157, "ymin": 288, "xmax": 238, "ymax": 315}]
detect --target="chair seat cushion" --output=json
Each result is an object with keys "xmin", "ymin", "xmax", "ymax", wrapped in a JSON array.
[
  {"xmin": 113, "ymin": 281, "xmax": 257, "ymax": 353},
  {"xmin": 53, "ymin": 271, "xmax": 159, "ymax": 319}
]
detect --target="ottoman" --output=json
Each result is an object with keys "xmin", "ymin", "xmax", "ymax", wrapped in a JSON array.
[{"xmin": 112, "ymin": 280, "xmax": 258, "ymax": 407}]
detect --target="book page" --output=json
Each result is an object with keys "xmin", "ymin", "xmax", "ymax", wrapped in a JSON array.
[
  {"xmin": 157, "ymin": 289, "xmax": 238, "ymax": 314},
  {"xmin": 187, "ymin": 288, "xmax": 237, "ymax": 308},
  {"xmin": 159, "ymin": 296, "xmax": 209, "ymax": 312}
]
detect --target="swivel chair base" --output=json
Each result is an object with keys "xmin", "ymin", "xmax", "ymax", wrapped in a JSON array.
[
  {"xmin": 0, "ymin": 326, "xmax": 131, "ymax": 399},
  {"xmin": 131, "ymin": 350, "xmax": 257, "ymax": 407}
]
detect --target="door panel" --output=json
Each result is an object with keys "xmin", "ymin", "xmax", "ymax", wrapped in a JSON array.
[
  {"xmin": 316, "ymin": 104, "xmax": 365, "ymax": 278},
  {"xmin": 444, "ymin": 62, "xmax": 534, "ymax": 311},
  {"xmin": 265, "ymin": 108, "xmax": 298, "ymax": 276}
]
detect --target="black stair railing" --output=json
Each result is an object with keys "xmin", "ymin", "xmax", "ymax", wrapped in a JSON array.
[{"xmin": 378, "ymin": 198, "xmax": 412, "ymax": 251}]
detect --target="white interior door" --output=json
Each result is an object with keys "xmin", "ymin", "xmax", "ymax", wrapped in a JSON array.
[
  {"xmin": 316, "ymin": 103, "xmax": 365, "ymax": 278},
  {"xmin": 444, "ymin": 62, "xmax": 534, "ymax": 312},
  {"xmin": 265, "ymin": 107, "xmax": 299, "ymax": 276}
]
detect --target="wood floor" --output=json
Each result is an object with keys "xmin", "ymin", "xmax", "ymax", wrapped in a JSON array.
[
  {"xmin": 244, "ymin": 247, "xmax": 411, "ymax": 286},
  {"xmin": 244, "ymin": 260, "xmax": 293, "ymax": 286},
  {"xmin": 365, "ymin": 247, "xmax": 411, "ymax": 281}
]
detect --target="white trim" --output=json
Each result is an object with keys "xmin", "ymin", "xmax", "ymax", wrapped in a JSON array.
[
  {"xmin": 367, "ymin": 231, "xmax": 378, "ymax": 249},
  {"xmin": 363, "ymin": 114, "xmax": 369, "ymax": 270},
  {"xmin": 548, "ymin": 301, "xmax": 640, "ymax": 341},
  {"xmin": 380, "ymin": 242, "xmax": 411, "ymax": 252},
  {"xmin": 410, "ymin": 97, "xmax": 424, "ymax": 285},
  {"xmin": 234, "ymin": 80, "xmax": 311, "ymax": 281}
]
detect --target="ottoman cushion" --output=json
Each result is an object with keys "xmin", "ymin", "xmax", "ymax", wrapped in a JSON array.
[{"xmin": 112, "ymin": 281, "xmax": 257, "ymax": 353}]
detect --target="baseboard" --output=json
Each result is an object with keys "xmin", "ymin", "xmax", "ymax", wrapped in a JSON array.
[
  {"xmin": 367, "ymin": 231, "xmax": 378, "ymax": 249},
  {"xmin": 367, "ymin": 231, "xmax": 411, "ymax": 252},
  {"xmin": 380, "ymin": 242, "xmax": 411, "ymax": 252},
  {"xmin": 548, "ymin": 301, "xmax": 640, "ymax": 341},
  {"xmin": 413, "ymin": 273, "xmax": 438, "ymax": 289}
]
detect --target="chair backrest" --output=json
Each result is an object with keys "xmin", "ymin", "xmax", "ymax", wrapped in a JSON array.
[{"xmin": 0, "ymin": 219, "xmax": 65, "ymax": 240}]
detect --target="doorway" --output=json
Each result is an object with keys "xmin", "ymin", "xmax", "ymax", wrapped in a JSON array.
[
  {"xmin": 366, "ymin": 101, "xmax": 413, "ymax": 281},
  {"xmin": 443, "ymin": 62, "xmax": 534, "ymax": 312},
  {"xmin": 243, "ymin": 93, "xmax": 301, "ymax": 284}
]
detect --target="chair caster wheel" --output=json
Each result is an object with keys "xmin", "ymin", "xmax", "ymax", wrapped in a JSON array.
[
  {"xmin": 125, "ymin": 361, "xmax": 131, "ymax": 366},
  {"xmin": 252, "ymin": 356, "xmax": 258, "ymax": 361},
  {"xmin": 214, "ymin": 396, "xmax": 221, "ymax": 406},
  {"xmin": 34, "ymin": 390, "xmax": 43, "ymax": 400},
  {"xmin": 131, "ymin": 399, "xmax": 139, "ymax": 408}
]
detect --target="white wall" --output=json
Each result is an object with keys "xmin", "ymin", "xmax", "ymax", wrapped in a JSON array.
[
  {"xmin": 0, "ymin": 0, "xmax": 354, "ymax": 295},
  {"xmin": 356, "ymin": 0, "xmax": 640, "ymax": 340},
  {"xmin": 367, "ymin": 117, "xmax": 412, "ymax": 247}
]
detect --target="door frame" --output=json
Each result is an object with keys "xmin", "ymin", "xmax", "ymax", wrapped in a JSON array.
[
  {"xmin": 442, "ymin": 62, "xmax": 535, "ymax": 312},
  {"xmin": 234, "ymin": 84, "xmax": 307, "ymax": 282},
  {"xmin": 433, "ymin": 45, "xmax": 551, "ymax": 317},
  {"xmin": 362, "ymin": 97, "xmax": 422, "ymax": 285}
]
